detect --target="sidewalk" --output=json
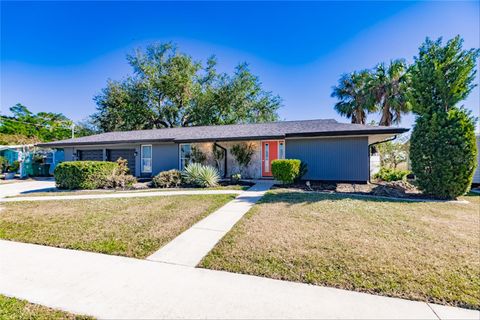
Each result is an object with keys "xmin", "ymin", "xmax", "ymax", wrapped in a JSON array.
[
  {"xmin": 0, "ymin": 178, "xmax": 56, "ymax": 199},
  {"xmin": 147, "ymin": 181, "xmax": 273, "ymax": 266},
  {"xmin": 2, "ymin": 240, "xmax": 477, "ymax": 320},
  {"xmin": 0, "ymin": 189, "xmax": 243, "ymax": 202}
]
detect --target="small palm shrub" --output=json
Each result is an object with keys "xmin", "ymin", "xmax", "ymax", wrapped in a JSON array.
[
  {"xmin": 271, "ymin": 159, "xmax": 302, "ymax": 184},
  {"xmin": 374, "ymin": 167, "xmax": 410, "ymax": 182},
  {"xmin": 183, "ymin": 163, "xmax": 220, "ymax": 187},
  {"xmin": 152, "ymin": 169, "xmax": 182, "ymax": 188}
]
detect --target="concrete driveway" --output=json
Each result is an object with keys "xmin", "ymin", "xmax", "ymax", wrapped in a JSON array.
[{"xmin": 0, "ymin": 178, "xmax": 56, "ymax": 198}]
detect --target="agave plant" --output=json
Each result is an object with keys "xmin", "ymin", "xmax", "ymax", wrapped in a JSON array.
[{"xmin": 182, "ymin": 163, "xmax": 220, "ymax": 187}]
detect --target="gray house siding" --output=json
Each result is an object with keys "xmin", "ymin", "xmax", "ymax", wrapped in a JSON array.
[
  {"xmin": 151, "ymin": 143, "xmax": 179, "ymax": 176},
  {"xmin": 63, "ymin": 147, "xmax": 74, "ymax": 161},
  {"xmin": 286, "ymin": 137, "xmax": 369, "ymax": 182},
  {"xmin": 473, "ymin": 135, "xmax": 480, "ymax": 184}
]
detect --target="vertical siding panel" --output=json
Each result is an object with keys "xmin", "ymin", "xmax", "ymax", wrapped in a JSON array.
[
  {"xmin": 151, "ymin": 143, "xmax": 179, "ymax": 175},
  {"xmin": 285, "ymin": 137, "xmax": 369, "ymax": 182}
]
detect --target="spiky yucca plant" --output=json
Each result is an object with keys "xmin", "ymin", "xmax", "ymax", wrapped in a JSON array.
[{"xmin": 182, "ymin": 163, "xmax": 220, "ymax": 187}]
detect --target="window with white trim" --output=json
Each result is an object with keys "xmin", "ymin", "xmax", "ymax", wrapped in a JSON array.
[
  {"xmin": 179, "ymin": 144, "xmax": 192, "ymax": 170},
  {"xmin": 264, "ymin": 143, "xmax": 269, "ymax": 172},
  {"xmin": 279, "ymin": 141, "xmax": 285, "ymax": 159},
  {"xmin": 141, "ymin": 145, "xmax": 152, "ymax": 173}
]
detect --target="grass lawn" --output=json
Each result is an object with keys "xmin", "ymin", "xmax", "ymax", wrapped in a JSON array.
[
  {"xmin": 0, "ymin": 295, "xmax": 93, "ymax": 320},
  {"xmin": 9, "ymin": 185, "xmax": 248, "ymax": 198},
  {"xmin": 0, "ymin": 194, "xmax": 234, "ymax": 258},
  {"xmin": 200, "ymin": 190, "xmax": 480, "ymax": 309}
]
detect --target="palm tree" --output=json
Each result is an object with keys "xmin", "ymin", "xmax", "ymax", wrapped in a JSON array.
[
  {"xmin": 371, "ymin": 60, "xmax": 410, "ymax": 126},
  {"xmin": 331, "ymin": 70, "xmax": 376, "ymax": 124}
]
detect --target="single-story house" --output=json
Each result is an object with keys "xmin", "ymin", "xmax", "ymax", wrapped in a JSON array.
[
  {"xmin": 473, "ymin": 135, "xmax": 480, "ymax": 185},
  {"xmin": 38, "ymin": 119, "xmax": 408, "ymax": 183}
]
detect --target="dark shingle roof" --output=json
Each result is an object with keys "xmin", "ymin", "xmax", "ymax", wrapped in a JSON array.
[{"xmin": 37, "ymin": 119, "xmax": 409, "ymax": 147}]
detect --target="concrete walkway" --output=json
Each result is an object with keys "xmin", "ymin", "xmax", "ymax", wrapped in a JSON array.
[
  {"xmin": 0, "ymin": 189, "xmax": 243, "ymax": 202},
  {"xmin": 1, "ymin": 240, "xmax": 477, "ymax": 320},
  {"xmin": 0, "ymin": 178, "xmax": 56, "ymax": 199},
  {"xmin": 147, "ymin": 181, "xmax": 274, "ymax": 266}
]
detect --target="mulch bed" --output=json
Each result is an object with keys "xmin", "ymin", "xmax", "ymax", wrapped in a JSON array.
[{"xmin": 272, "ymin": 180, "xmax": 449, "ymax": 200}]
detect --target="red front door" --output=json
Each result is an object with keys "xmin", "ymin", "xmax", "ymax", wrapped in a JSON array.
[{"xmin": 262, "ymin": 141, "xmax": 278, "ymax": 177}]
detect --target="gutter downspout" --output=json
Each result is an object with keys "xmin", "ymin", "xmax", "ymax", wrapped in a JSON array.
[
  {"xmin": 368, "ymin": 135, "xmax": 397, "ymax": 183},
  {"xmin": 214, "ymin": 142, "xmax": 227, "ymax": 178}
]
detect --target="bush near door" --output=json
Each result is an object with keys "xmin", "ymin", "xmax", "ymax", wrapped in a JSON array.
[{"xmin": 271, "ymin": 159, "xmax": 301, "ymax": 184}]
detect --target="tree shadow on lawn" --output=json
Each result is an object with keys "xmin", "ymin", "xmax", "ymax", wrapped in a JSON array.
[{"xmin": 260, "ymin": 189, "xmax": 473, "ymax": 206}]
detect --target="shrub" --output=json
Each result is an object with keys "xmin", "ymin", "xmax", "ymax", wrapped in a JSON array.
[
  {"xmin": 409, "ymin": 36, "xmax": 479, "ymax": 199},
  {"xmin": 295, "ymin": 161, "xmax": 308, "ymax": 182},
  {"xmin": 54, "ymin": 161, "xmax": 118, "ymax": 189},
  {"xmin": 103, "ymin": 158, "xmax": 137, "ymax": 189},
  {"xmin": 374, "ymin": 167, "xmax": 410, "ymax": 182},
  {"xmin": 182, "ymin": 163, "xmax": 220, "ymax": 187},
  {"xmin": 104, "ymin": 173, "xmax": 137, "ymax": 190},
  {"xmin": 231, "ymin": 173, "xmax": 241, "ymax": 183},
  {"xmin": 0, "ymin": 156, "xmax": 7, "ymax": 173},
  {"xmin": 271, "ymin": 159, "xmax": 301, "ymax": 184},
  {"xmin": 152, "ymin": 169, "xmax": 182, "ymax": 188},
  {"xmin": 7, "ymin": 161, "xmax": 20, "ymax": 173}
]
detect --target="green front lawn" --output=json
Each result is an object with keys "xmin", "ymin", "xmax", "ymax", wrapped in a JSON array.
[
  {"xmin": 0, "ymin": 295, "xmax": 93, "ymax": 320},
  {"xmin": 200, "ymin": 190, "xmax": 480, "ymax": 309},
  {"xmin": 0, "ymin": 194, "xmax": 234, "ymax": 258}
]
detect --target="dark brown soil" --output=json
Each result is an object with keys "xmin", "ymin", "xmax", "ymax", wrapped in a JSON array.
[{"xmin": 272, "ymin": 180, "xmax": 446, "ymax": 200}]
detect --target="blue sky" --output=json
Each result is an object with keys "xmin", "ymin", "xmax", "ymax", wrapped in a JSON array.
[{"xmin": 1, "ymin": 1, "xmax": 479, "ymax": 131}]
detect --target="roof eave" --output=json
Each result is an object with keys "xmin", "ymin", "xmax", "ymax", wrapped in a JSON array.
[
  {"xmin": 285, "ymin": 128, "xmax": 409, "ymax": 138},
  {"xmin": 36, "ymin": 138, "xmax": 175, "ymax": 148}
]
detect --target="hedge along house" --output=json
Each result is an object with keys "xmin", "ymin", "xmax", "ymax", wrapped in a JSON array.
[{"xmin": 37, "ymin": 119, "xmax": 408, "ymax": 183}]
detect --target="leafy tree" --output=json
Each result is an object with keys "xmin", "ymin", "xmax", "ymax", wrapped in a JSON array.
[
  {"xmin": 409, "ymin": 36, "xmax": 479, "ymax": 199},
  {"xmin": 376, "ymin": 140, "xmax": 409, "ymax": 169},
  {"xmin": 0, "ymin": 104, "xmax": 94, "ymax": 143},
  {"xmin": 331, "ymin": 70, "xmax": 376, "ymax": 124},
  {"xmin": 371, "ymin": 60, "xmax": 411, "ymax": 126},
  {"xmin": 92, "ymin": 43, "xmax": 281, "ymax": 132}
]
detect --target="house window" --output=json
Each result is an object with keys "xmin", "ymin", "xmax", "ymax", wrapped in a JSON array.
[
  {"xmin": 279, "ymin": 141, "xmax": 285, "ymax": 159},
  {"xmin": 141, "ymin": 145, "xmax": 152, "ymax": 173},
  {"xmin": 264, "ymin": 143, "xmax": 269, "ymax": 172},
  {"xmin": 179, "ymin": 144, "xmax": 192, "ymax": 170}
]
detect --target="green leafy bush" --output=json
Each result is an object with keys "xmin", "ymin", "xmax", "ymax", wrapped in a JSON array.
[
  {"xmin": 0, "ymin": 156, "xmax": 7, "ymax": 173},
  {"xmin": 152, "ymin": 169, "xmax": 183, "ymax": 188},
  {"xmin": 271, "ymin": 159, "xmax": 301, "ymax": 184},
  {"xmin": 182, "ymin": 163, "xmax": 220, "ymax": 187},
  {"xmin": 409, "ymin": 36, "xmax": 479, "ymax": 199},
  {"xmin": 374, "ymin": 168, "xmax": 410, "ymax": 182},
  {"xmin": 54, "ymin": 161, "xmax": 118, "ymax": 189},
  {"xmin": 7, "ymin": 161, "xmax": 20, "ymax": 173},
  {"xmin": 295, "ymin": 161, "xmax": 308, "ymax": 182}
]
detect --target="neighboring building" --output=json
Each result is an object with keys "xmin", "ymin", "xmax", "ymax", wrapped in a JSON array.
[
  {"xmin": 38, "ymin": 119, "xmax": 408, "ymax": 183},
  {"xmin": 473, "ymin": 135, "xmax": 480, "ymax": 185},
  {"xmin": 0, "ymin": 145, "xmax": 64, "ymax": 177}
]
